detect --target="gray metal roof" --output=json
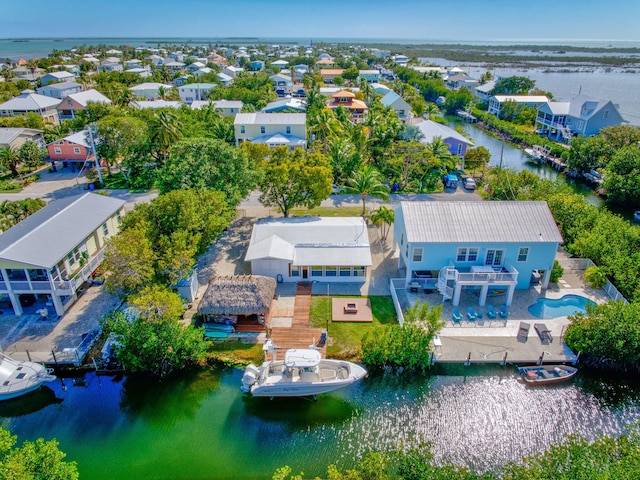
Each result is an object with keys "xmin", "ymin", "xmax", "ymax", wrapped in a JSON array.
[
  {"xmin": 398, "ymin": 201, "xmax": 563, "ymax": 244},
  {"xmin": 40, "ymin": 81, "xmax": 82, "ymax": 91},
  {"xmin": 0, "ymin": 127, "xmax": 42, "ymax": 146},
  {"xmin": 414, "ymin": 120, "xmax": 474, "ymax": 146},
  {"xmin": 234, "ymin": 112, "xmax": 306, "ymax": 125},
  {"xmin": 0, "ymin": 193, "xmax": 126, "ymax": 269}
]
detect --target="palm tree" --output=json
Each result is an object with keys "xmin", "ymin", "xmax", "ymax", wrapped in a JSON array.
[
  {"xmin": 0, "ymin": 146, "xmax": 21, "ymax": 178},
  {"xmin": 369, "ymin": 206, "xmax": 394, "ymax": 241},
  {"xmin": 149, "ymin": 110, "xmax": 183, "ymax": 163},
  {"xmin": 428, "ymin": 137, "xmax": 455, "ymax": 171},
  {"xmin": 424, "ymin": 102, "xmax": 440, "ymax": 120},
  {"xmin": 345, "ymin": 166, "xmax": 390, "ymax": 216}
]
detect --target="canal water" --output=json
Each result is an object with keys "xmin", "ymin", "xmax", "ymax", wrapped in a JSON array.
[{"xmin": 1, "ymin": 366, "xmax": 639, "ymax": 479}]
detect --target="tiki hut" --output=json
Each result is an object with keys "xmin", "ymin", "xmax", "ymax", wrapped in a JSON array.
[{"xmin": 198, "ymin": 275, "xmax": 276, "ymax": 326}]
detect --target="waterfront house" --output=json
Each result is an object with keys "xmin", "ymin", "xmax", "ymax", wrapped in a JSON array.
[
  {"xmin": 234, "ymin": 112, "xmax": 306, "ymax": 149},
  {"xmin": 380, "ymin": 91, "xmax": 413, "ymax": 123},
  {"xmin": 245, "ymin": 217, "xmax": 372, "ymax": 283},
  {"xmin": 392, "ymin": 54, "xmax": 409, "ymax": 65},
  {"xmin": 413, "ymin": 120, "xmax": 474, "ymax": 157},
  {"xmin": 129, "ymin": 82, "xmax": 174, "ymax": 100},
  {"xmin": 393, "ymin": 201, "xmax": 563, "ymax": 306},
  {"xmin": 0, "ymin": 193, "xmax": 126, "ymax": 316},
  {"xmin": 0, "ymin": 92, "xmax": 60, "ymax": 125},
  {"xmin": 40, "ymin": 71, "xmax": 75, "ymax": 86},
  {"xmin": 446, "ymin": 74, "xmax": 479, "ymax": 91},
  {"xmin": 534, "ymin": 93, "xmax": 625, "ymax": 143},
  {"xmin": 327, "ymin": 90, "xmax": 367, "ymax": 123},
  {"xmin": 473, "ymin": 81, "xmax": 497, "ymax": 103},
  {"xmin": 37, "ymin": 81, "xmax": 83, "ymax": 99},
  {"xmin": 488, "ymin": 95, "xmax": 549, "ymax": 116},
  {"xmin": 177, "ymin": 83, "xmax": 216, "ymax": 104},
  {"xmin": 46, "ymin": 129, "xmax": 94, "ymax": 170},
  {"xmin": 56, "ymin": 90, "xmax": 112, "ymax": 120},
  {"xmin": 0, "ymin": 128, "xmax": 44, "ymax": 150}
]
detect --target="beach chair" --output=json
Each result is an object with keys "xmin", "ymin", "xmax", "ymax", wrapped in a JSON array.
[
  {"xmin": 487, "ymin": 305, "xmax": 497, "ymax": 319},
  {"xmin": 452, "ymin": 308, "xmax": 463, "ymax": 324},
  {"xmin": 517, "ymin": 322, "xmax": 530, "ymax": 343},
  {"xmin": 467, "ymin": 306, "xmax": 477, "ymax": 321},
  {"xmin": 499, "ymin": 304, "xmax": 509, "ymax": 319}
]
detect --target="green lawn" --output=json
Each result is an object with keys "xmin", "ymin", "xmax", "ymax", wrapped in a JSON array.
[
  {"xmin": 206, "ymin": 340, "xmax": 264, "ymax": 366},
  {"xmin": 309, "ymin": 296, "xmax": 397, "ymax": 360}
]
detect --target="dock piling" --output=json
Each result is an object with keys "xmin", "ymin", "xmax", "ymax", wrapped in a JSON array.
[
  {"xmin": 464, "ymin": 352, "xmax": 471, "ymax": 367},
  {"xmin": 501, "ymin": 352, "xmax": 508, "ymax": 366}
]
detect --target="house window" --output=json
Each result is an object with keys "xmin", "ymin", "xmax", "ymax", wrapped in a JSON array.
[
  {"xmin": 604, "ymin": 109, "xmax": 610, "ymax": 119},
  {"xmin": 290, "ymin": 265, "xmax": 300, "ymax": 277},
  {"xmin": 398, "ymin": 110, "xmax": 405, "ymax": 116},
  {"xmin": 67, "ymin": 99, "xmax": 73, "ymax": 106},
  {"xmin": 339, "ymin": 266, "xmax": 352, "ymax": 277},
  {"xmin": 405, "ymin": 244, "xmax": 409, "ymax": 258},
  {"xmin": 457, "ymin": 144, "xmax": 463, "ymax": 156},
  {"xmin": 353, "ymin": 266, "xmax": 365, "ymax": 277},
  {"xmin": 286, "ymin": 126, "xmax": 291, "ymax": 134},
  {"xmin": 325, "ymin": 266, "xmax": 337, "ymax": 277},
  {"xmin": 54, "ymin": 147, "xmax": 62, "ymax": 154},
  {"xmin": 311, "ymin": 266, "xmax": 323, "ymax": 277},
  {"xmin": 485, "ymin": 249, "xmax": 504, "ymax": 267},
  {"xmin": 102, "ymin": 223, "xmax": 109, "ymax": 236},
  {"xmin": 73, "ymin": 147, "xmax": 81, "ymax": 154},
  {"xmin": 240, "ymin": 125, "xmax": 245, "ymax": 134},
  {"xmin": 517, "ymin": 247, "xmax": 529, "ymax": 262},
  {"xmin": 456, "ymin": 247, "xmax": 478, "ymax": 262},
  {"xmin": 66, "ymin": 247, "xmax": 82, "ymax": 266},
  {"xmin": 260, "ymin": 126, "xmax": 265, "ymax": 134},
  {"xmin": 116, "ymin": 210, "xmax": 122, "ymax": 223},
  {"xmin": 400, "ymin": 233, "xmax": 404, "ymax": 246},
  {"xmin": 412, "ymin": 247, "xmax": 423, "ymax": 262}
]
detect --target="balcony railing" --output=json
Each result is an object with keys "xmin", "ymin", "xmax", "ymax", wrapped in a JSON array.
[{"xmin": 456, "ymin": 272, "xmax": 518, "ymax": 284}]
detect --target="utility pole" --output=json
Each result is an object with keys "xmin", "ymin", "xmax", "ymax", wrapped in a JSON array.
[{"xmin": 87, "ymin": 124, "xmax": 103, "ymax": 185}]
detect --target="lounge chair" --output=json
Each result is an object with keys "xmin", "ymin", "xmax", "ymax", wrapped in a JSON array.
[
  {"xmin": 534, "ymin": 323, "xmax": 553, "ymax": 345},
  {"xmin": 452, "ymin": 308, "xmax": 463, "ymax": 324},
  {"xmin": 517, "ymin": 322, "xmax": 530, "ymax": 343},
  {"xmin": 467, "ymin": 306, "xmax": 477, "ymax": 321},
  {"xmin": 487, "ymin": 305, "xmax": 497, "ymax": 319},
  {"xmin": 499, "ymin": 304, "xmax": 509, "ymax": 319}
]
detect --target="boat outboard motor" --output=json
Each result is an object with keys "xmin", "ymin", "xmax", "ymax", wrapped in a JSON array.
[{"xmin": 241, "ymin": 365, "xmax": 260, "ymax": 392}]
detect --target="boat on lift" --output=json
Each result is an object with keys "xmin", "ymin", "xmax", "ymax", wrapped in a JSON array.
[
  {"xmin": 0, "ymin": 353, "xmax": 56, "ymax": 401},
  {"xmin": 241, "ymin": 341, "xmax": 367, "ymax": 398}
]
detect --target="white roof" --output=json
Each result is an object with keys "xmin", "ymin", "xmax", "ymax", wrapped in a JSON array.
[
  {"xmin": 217, "ymin": 72, "xmax": 233, "ymax": 82},
  {"xmin": 0, "ymin": 193, "xmax": 125, "ymax": 269},
  {"xmin": 234, "ymin": 112, "xmax": 306, "ymax": 125},
  {"xmin": 39, "ymin": 81, "xmax": 82, "ymax": 91},
  {"xmin": 50, "ymin": 129, "xmax": 90, "ymax": 148},
  {"xmin": 414, "ymin": 120, "xmax": 474, "ymax": 146},
  {"xmin": 398, "ymin": 201, "xmax": 563, "ymax": 244},
  {"xmin": 245, "ymin": 217, "xmax": 372, "ymax": 267},
  {"xmin": 262, "ymin": 98, "xmax": 306, "ymax": 112},
  {"xmin": 0, "ymin": 93, "xmax": 60, "ymax": 111},
  {"xmin": 129, "ymin": 82, "xmax": 173, "ymax": 91},
  {"xmin": 63, "ymin": 89, "xmax": 111, "ymax": 107},
  {"xmin": 177, "ymin": 83, "xmax": 216, "ymax": 91},
  {"xmin": 43, "ymin": 71, "xmax": 74, "ymax": 80},
  {"xmin": 212, "ymin": 100, "xmax": 243, "ymax": 109},
  {"xmin": 250, "ymin": 133, "xmax": 306, "ymax": 146},
  {"xmin": 0, "ymin": 127, "xmax": 42, "ymax": 146},
  {"xmin": 131, "ymin": 100, "xmax": 182, "ymax": 109}
]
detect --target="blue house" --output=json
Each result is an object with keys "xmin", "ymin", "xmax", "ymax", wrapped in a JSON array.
[
  {"xmin": 414, "ymin": 120, "xmax": 474, "ymax": 157},
  {"xmin": 394, "ymin": 201, "xmax": 563, "ymax": 306}
]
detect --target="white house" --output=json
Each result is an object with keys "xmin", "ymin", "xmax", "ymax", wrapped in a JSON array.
[
  {"xmin": 473, "ymin": 81, "xmax": 497, "ymax": 103},
  {"xmin": 234, "ymin": 112, "xmax": 307, "ymax": 149},
  {"xmin": 129, "ymin": 82, "xmax": 174, "ymax": 100},
  {"xmin": 0, "ymin": 128, "xmax": 45, "ymax": 150},
  {"xmin": 177, "ymin": 83, "xmax": 216, "ymax": 104},
  {"xmin": 217, "ymin": 72, "xmax": 234, "ymax": 86},
  {"xmin": 245, "ymin": 217, "xmax": 372, "ymax": 283},
  {"xmin": 488, "ymin": 95, "xmax": 549, "ymax": 116},
  {"xmin": 0, "ymin": 92, "xmax": 60, "ymax": 125},
  {"xmin": 40, "ymin": 71, "xmax": 75, "ymax": 86},
  {"xmin": 37, "ymin": 81, "xmax": 83, "ymax": 99},
  {"xmin": 223, "ymin": 66, "xmax": 244, "ymax": 78},
  {"xmin": 0, "ymin": 193, "xmax": 126, "ymax": 316},
  {"xmin": 131, "ymin": 100, "xmax": 182, "ymax": 109}
]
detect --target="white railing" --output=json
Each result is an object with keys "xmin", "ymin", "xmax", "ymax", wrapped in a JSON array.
[
  {"xmin": 390, "ymin": 278, "xmax": 406, "ymax": 326},
  {"xmin": 557, "ymin": 257, "xmax": 629, "ymax": 304},
  {"xmin": 8, "ymin": 327, "xmax": 101, "ymax": 366},
  {"xmin": 456, "ymin": 272, "xmax": 518, "ymax": 284}
]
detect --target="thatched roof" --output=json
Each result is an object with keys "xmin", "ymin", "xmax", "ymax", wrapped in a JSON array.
[{"xmin": 198, "ymin": 275, "xmax": 276, "ymax": 316}]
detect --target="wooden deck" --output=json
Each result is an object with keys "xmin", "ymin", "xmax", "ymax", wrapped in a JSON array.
[
  {"xmin": 270, "ymin": 327, "xmax": 327, "ymax": 358},
  {"xmin": 292, "ymin": 282, "xmax": 312, "ymax": 327}
]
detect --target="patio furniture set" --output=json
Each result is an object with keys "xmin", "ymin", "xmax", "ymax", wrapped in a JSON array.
[{"xmin": 452, "ymin": 304, "xmax": 508, "ymax": 325}]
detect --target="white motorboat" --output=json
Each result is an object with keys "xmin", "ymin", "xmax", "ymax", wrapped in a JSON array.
[
  {"xmin": 241, "ymin": 347, "xmax": 367, "ymax": 398},
  {"xmin": 0, "ymin": 353, "xmax": 56, "ymax": 401}
]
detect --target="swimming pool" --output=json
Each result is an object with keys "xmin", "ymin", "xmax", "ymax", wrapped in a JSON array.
[{"xmin": 528, "ymin": 294, "xmax": 596, "ymax": 319}]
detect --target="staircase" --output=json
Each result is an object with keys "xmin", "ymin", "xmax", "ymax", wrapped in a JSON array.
[
  {"xmin": 437, "ymin": 267, "xmax": 454, "ymax": 301},
  {"xmin": 558, "ymin": 125, "xmax": 573, "ymax": 141}
]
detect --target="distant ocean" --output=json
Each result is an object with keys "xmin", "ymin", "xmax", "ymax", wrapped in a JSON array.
[{"xmin": 3, "ymin": 37, "xmax": 640, "ymax": 60}]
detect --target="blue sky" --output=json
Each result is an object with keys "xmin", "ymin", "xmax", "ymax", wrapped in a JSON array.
[{"xmin": 3, "ymin": 0, "xmax": 639, "ymax": 42}]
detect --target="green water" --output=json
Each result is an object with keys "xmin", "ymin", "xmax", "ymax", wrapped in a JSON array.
[{"xmin": 1, "ymin": 366, "xmax": 639, "ymax": 479}]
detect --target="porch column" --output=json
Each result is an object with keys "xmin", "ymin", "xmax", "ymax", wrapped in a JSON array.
[
  {"xmin": 506, "ymin": 284, "xmax": 516, "ymax": 306},
  {"xmin": 1, "ymin": 269, "xmax": 22, "ymax": 316},
  {"xmin": 452, "ymin": 284, "xmax": 462, "ymax": 306},
  {"xmin": 51, "ymin": 295, "xmax": 64, "ymax": 316},
  {"xmin": 541, "ymin": 269, "xmax": 552, "ymax": 290},
  {"xmin": 479, "ymin": 284, "xmax": 489, "ymax": 306}
]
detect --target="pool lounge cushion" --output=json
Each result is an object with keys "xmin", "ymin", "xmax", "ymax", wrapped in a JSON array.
[{"xmin": 534, "ymin": 323, "xmax": 553, "ymax": 345}]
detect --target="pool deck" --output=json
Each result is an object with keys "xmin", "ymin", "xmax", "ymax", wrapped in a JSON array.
[{"xmin": 408, "ymin": 275, "xmax": 609, "ymax": 365}]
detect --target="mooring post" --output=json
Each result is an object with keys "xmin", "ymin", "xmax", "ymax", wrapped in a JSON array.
[
  {"xmin": 573, "ymin": 352, "xmax": 581, "ymax": 366},
  {"xmin": 464, "ymin": 352, "xmax": 471, "ymax": 367},
  {"xmin": 26, "ymin": 350, "xmax": 31, "ymax": 362},
  {"xmin": 537, "ymin": 351, "xmax": 545, "ymax": 366},
  {"xmin": 502, "ymin": 352, "xmax": 508, "ymax": 366},
  {"xmin": 51, "ymin": 349, "xmax": 58, "ymax": 367}
]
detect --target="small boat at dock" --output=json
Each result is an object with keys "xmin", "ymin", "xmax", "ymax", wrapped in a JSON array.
[
  {"xmin": 0, "ymin": 353, "xmax": 56, "ymax": 401},
  {"xmin": 524, "ymin": 145, "xmax": 550, "ymax": 163},
  {"xmin": 518, "ymin": 365, "xmax": 577, "ymax": 385},
  {"xmin": 241, "ymin": 342, "xmax": 367, "ymax": 398}
]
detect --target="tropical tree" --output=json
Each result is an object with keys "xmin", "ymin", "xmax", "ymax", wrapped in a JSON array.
[
  {"xmin": 603, "ymin": 145, "xmax": 640, "ymax": 207},
  {"xmin": 428, "ymin": 137, "xmax": 455, "ymax": 170},
  {"xmin": 258, "ymin": 147, "xmax": 333, "ymax": 217},
  {"xmin": 0, "ymin": 146, "xmax": 21, "ymax": 178},
  {"xmin": 17, "ymin": 140, "xmax": 44, "ymax": 172},
  {"xmin": 148, "ymin": 110, "xmax": 184, "ymax": 163},
  {"xmin": 95, "ymin": 115, "xmax": 147, "ymax": 174},
  {"xmin": 0, "ymin": 427, "xmax": 78, "ymax": 480},
  {"xmin": 369, "ymin": 206, "xmax": 394, "ymax": 241},
  {"xmin": 345, "ymin": 166, "xmax": 390, "ymax": 216},
  {"xmin": 424, "ymin": 102, "xmax": 440, "ymax": 119}
]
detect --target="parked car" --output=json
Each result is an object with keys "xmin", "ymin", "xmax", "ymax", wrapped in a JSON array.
[
  {"xmin": 462, "ymin": 177, "xmax": 477, "ymax": 190},
  {"xmin": 443, "ymin": 174, "xmax": 459, "ymax": 189},
  {"xmin": 331, "ymin": 184, "xmax": 346, "ymax": 194}
]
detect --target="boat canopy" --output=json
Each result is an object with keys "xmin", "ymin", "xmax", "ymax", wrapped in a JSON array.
[{"xmin": 284, "ymin": 349, "xmax": 321, "ymax": 368}]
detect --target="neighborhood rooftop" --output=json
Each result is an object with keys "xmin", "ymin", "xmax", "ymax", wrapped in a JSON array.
[
  {"xmin": 399, "ymin": 201, "xmax": 563, "ymax": 244},
  {"xmin": 0, "ymin": 193, "xmax": 126, "ymax": 269},
  {"xmin": 234, "ymin": 112, "xmax": 306, "ymax": 125}
]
